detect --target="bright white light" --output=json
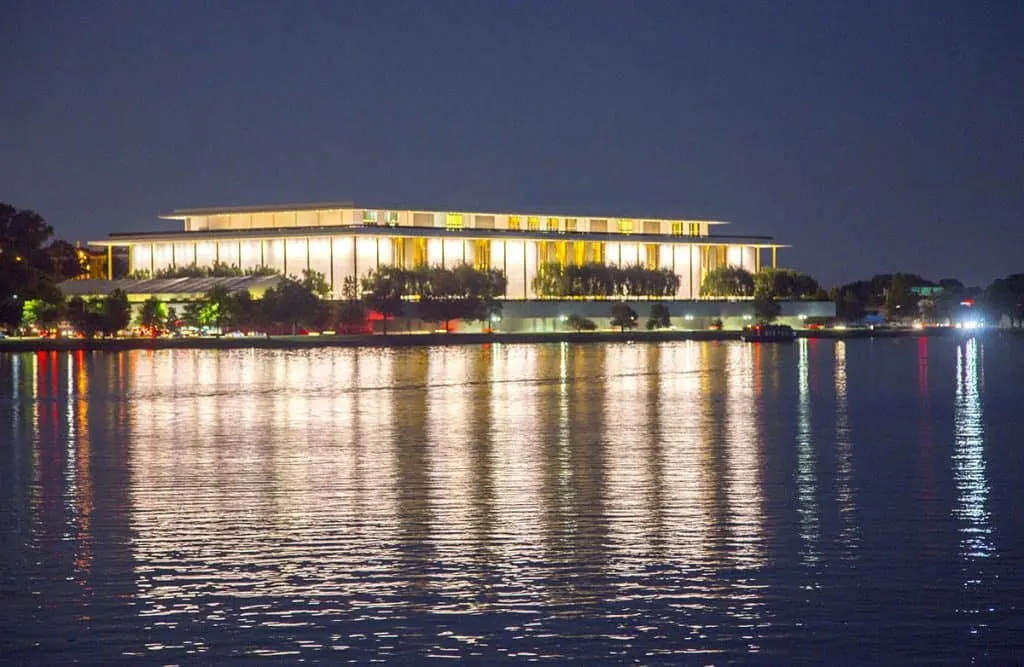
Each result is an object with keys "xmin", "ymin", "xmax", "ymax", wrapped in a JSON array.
[{"xmin": 684, "ymin": 314, "xmax": 694, "ymax": 320}]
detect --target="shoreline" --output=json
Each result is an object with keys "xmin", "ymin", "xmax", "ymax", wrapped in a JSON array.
[{"xmin": 0, "ymin": 326, "xmax": 1009, "ymax": 353}]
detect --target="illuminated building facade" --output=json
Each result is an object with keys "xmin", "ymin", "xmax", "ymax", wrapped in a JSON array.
[{"xmin": 92, "ymin": 202, "xmax": 784, "ymax": 300}]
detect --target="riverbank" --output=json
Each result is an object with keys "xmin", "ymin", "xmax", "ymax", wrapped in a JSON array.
[{"xmin": 1, "ymin": 325, "xmax": 1006, "ymax": 353}]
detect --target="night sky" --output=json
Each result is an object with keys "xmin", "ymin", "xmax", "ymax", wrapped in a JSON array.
[{"xmin": 3, "ymin": 1, "xmax": 1022, "ymax": 288}]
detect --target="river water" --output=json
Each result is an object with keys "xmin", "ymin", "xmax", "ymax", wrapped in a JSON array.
[{"xmin": 2, "ymin": 336, "xmax": 1022, "ymax": 664}]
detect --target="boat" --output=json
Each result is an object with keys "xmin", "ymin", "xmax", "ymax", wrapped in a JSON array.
[{"xmin": 740, "ymin": 323, "xmax": 796, "ymax": 342}]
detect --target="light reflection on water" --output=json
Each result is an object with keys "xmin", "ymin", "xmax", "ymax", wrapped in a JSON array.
[{"xmin": 2, "ymin": 338, "xmax": 1023, "ymax": 663}]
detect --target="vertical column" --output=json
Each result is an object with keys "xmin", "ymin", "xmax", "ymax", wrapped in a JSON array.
[
  {"xmin": 772, "ymin": 247, "xmax": 777, "ymax": 268},
  {"xmin": 107, "ymin": 245, "xmax": 113, "ymax": 279}
]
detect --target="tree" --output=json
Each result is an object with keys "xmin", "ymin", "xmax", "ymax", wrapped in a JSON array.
[
  {"xmin": 21, "ymin": 297, "xmax": 66, "ymax": 332},
  {"xmin": 610, "ymin": 302, "xmax": 638, "ymax": 332},
  {"xmin": 260, "ymin": 275, "xmax": 325, "ymax": 334},
  {"xmin": 700, "ymin": 266, "xmax": 754, "ymax": 297},
  {"xmin": 45, "ymin": 240, "xmax": 88, "ymax": 282},
  {"xmin": 646, "ymin": 303, "xmax": 671, "ymax": 330},
  {"xmin": 884, "ymin": 274, "xmax": 917, "ymax": 320},
  {"xmin": 754, "ymin": 268, "xmax": 821, "ymax": 300},
  {"xmin": 753, "ymin": 291, "xmax": 781, "ymax": 323},
  {"xmin": 361, "ymin": 267, "xmax": 405, "ymax": 334},
  {"xmin": 300, "ymin": 269, "xmax": 331, "ymax": 299},
  {"xmin": 136, "ymin": 296, "xmax": 167, "ymax": 331},
  {"xmin": 100, "ymin": 289, "xmax": 131, "ymax": 335},
  {"xmin": 415, "ymin": 264, "xmax": 507, "ymax": 331},
  {"xmin": 567, "ymin": 313, "xmax": 597, "ymax": 331},
  {"xmin": 1, "ymin": 202, "xmax": 62, "ymax": 329},
  {"xmin": 334, "ymin": 276, "xmax": 367, "ymax": 331}
]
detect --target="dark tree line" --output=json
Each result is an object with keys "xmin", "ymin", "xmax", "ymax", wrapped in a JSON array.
[
  {"xmin": 349, "ymin": 264, "xmax": 508, "ymax": 332},
  {"xmin": 532, "ymin": 262, "xmax": 680, "ymax": 298},
  {"xmin": 1, "ymin": 202, "xmax": 87, "ymax": 330}
]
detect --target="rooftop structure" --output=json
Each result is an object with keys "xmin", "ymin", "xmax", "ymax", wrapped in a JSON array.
[{"xmin": 92, "ymin": 203, "xmax": 786, "ymax": 299}]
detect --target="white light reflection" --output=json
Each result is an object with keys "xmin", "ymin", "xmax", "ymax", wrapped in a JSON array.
[
  {"xmin": 657, "ymin": 342, "xmax": 712, "ymax": 566},
  {"xmin": 487, "ymin": 344, "xmax": 545, "ymax": 607},
  {"xmin": 723, "ymin": 343, "xmax": 768, "ymax": 647},
  {"xmin": 795, "ymin": 339, "xmax": 820, "ymax": 570},
  {"xmin": 603, "ymin": 343, "xmax": 656, "ymax": 567},
  {"xmin": 425, "ymin": 347, "xmax": 480, "ymax": 600},
  {"xmin": 953, "ymin": 338, "xmax": 995, "ymax": 635},
  {"xmin": 833, "ymin": 341, "xmax": 858, "ymax": 557}
]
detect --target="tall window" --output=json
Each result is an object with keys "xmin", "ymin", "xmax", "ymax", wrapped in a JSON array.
[
  {"xmin": 671, "ymin": 222, "xmax": 684, "ymax": 236},
  {"xmin": 412, "ymin": 238, "xmax": 428, "ymax": 267},
  {"xmin": 384, "ymin": 211, "xmax": 399, "ymax": 225},
  {"xmin": 617, "ymin": 219, "xmax": 633, "ymax": 234},
  {"xmin": 362, "ymin": 210, "xmax": 378, "ymax": 224},
  {"xmin": 645, "ymin": 244, "xmax": 659, "ymax": 269},
  {"xmin": 508, "ymin": 216, "xmax": 521, "ymax": 230},
  {"xmin": 546, "ymin": 217, "xmax": 559, "ymax": 232},
  {"xmin": 446, "ymin": 213, "xmax": 463, "ymax": 231},
  {"xmin": 473, "ymin": 240, "xmax": 491, "ymax": 270},
  {"xmin": 689, "ymin": 222, "xmax": 701, "ymax": 236},
  {"xmin": 527, "ymin": 216, "xmax": 541, "ymax": 231},
  {"xmin": 565, "ymin": 218, "xmax": 578, "ymax": 232}
]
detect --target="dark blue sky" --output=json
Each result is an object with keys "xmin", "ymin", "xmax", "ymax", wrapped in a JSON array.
[{"xmin": 3, "ymin": 1, "xmax": 1022, "ymax": 287}]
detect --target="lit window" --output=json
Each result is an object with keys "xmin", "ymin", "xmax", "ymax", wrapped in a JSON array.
[
  {"xmin": 689, "ymin": 222, "xmax": 701, "ymax": 236},
  {"xmin": 445, "ymin": 213, "xmax": 464, "ymax": 231},
  {"xmin": 646, "ymin": 244, "xmax": 659, "ymax": 269},
  {"xmin": 565, "ymin": 218, "xmax": 577, "ymax": 232},
  {"xmin": 671, "ymin": 222, "xmax": 684, "ymax": 235},
  {"xmin": 527, "ymin": 216, "xmax": 541, "ymax": 231},
  {"xmin": 362, "ymin": 210, "xmax": 378, "ymax": 223},
  {"xmin": 384, "ymin": 211, "xmax": 399, "ymax": 225},
  {"xmin": 508, "ymin": 216, "xmax": 521, "ymax": 230},
  {"xmin": 617, "ymin": 219, "xmax": 633, "ymax": 234},
  {"xmin": 546, "ymin": 217, "xmax": 559, "ymax": 232}
]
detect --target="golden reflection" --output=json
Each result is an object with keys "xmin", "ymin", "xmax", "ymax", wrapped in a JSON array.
[
  {"xmin": 603, "ymin": 343, "xmax": 657, "ymax": 564},
  {"xmin": 487, "ymin": 344, "xmax": 545, "ymax": 599},
  {"xmin": 724, "ymin": 343, "xmax": 765, "ymax": 571},
  {"xmin": 657, "ymin": 342, "xmax": 712, "ymax": 565},
  {"xmin": 953, "ymin": 338, "xmax": 995, "ymax": 634},
  {"xmin": 795, "ymin": 339, "xmax": 820, "ymax": 569},
  {"xmin": 425, "ymin": 347, "xmax": 480, "ymax": 598},
  {"xmin": 833, "ymin": 341, "xmax": 857, "ymax": 557},
  {"xmin": 723, "ymin": 343, "xmax": 768, "ymax": 645}
]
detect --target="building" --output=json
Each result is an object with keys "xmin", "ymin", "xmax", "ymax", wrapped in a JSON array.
[{"xmin": 87, "ymin": 202, "xmax": 833, "ymax": 330}]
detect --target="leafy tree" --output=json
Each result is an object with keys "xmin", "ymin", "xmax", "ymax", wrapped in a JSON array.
[
  {"xmin": 361, "ymin": 267, "xmax": 405, "ymax": 334},
  {"xmin": 985, "ymin": 274, "xmax": 1024, "ymax": 327},
  {"xmin": 753, "ymin": 291, "xmax": 781, "ymax": 323},
  {"xmin": 610, "ymin": 302, "xmax": 638, "ymax": 332},
  {"xmin": 45, "ymin": 240, "xmax": 88, "ymax": 282},
  {"xmin": 65, "ymin": 292, "xmax": 126, "ymax": 337},
  {"xmin": 100, "ymin": 289, "xmax": 131, "ymax": 335},
  {"xmin": 22, "ymin": 297, "xmax": 66, "ymax": 331},
  {"xmin": 884, "ymin": 274, "xmax": 917, "ymax": 320},
  {"xmin": 532, "ymin": 262, "xmax": 680, "ymax": 298},
  {"xmin": 300, "ymin": 269, "xmax": 331, "ymax": 299},
  {"xmin": 415, "ymin": 264, "xmax": 507, "ymax": 331},
  {"xmin": 700, "ymin": 266, "xmax": 754, "ymax": 297},
  {"xmin": 754, "ymin": 268, "xmax": 822, "ymax": 300},
  {"xmin": 567, "ymin": 313, "xmax": 597, "ymax": 331},
  {"xmin": 261, "ymin": 275, "xmax": 325, "ymax": 334},
  {"xmin": 646, "ymin": 303, "xmax": 671, "ymax": 330},
  {"xmin": 66, "ymin": 297, "xmax": 99, "ymax": 337},
  {"xmin": 334, "ymin": 276, "xmax": 367, "ymax": 330},
  {"xmin": 136, "ymin": 296, "xmax": 167, "ymax": 331},
  {"xmin": 1, "ymin": 202, "xmax": 64, "ymax": 329}
]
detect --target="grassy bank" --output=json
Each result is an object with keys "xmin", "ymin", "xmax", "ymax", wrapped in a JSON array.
[{"xmin": 0, "ymin": 325, "xmax": 983, "ymax": 353}]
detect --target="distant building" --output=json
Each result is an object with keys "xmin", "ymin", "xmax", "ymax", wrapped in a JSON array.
[{"xmin": 85, "ymin": 202, "xmax": 834, "ymax": 330}]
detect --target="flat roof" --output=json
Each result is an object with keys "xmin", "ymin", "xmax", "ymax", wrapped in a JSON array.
[
  {"xmin": 59, "ymin": 275, "xmax": 282, "ymax": 297},
  {"xmin": 161, "ymin": 202, "xmax": 728, "ymax": 225},
  {"xmin": 94, "ymin": 225, "xmax": 782, "ymax": 247}
]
